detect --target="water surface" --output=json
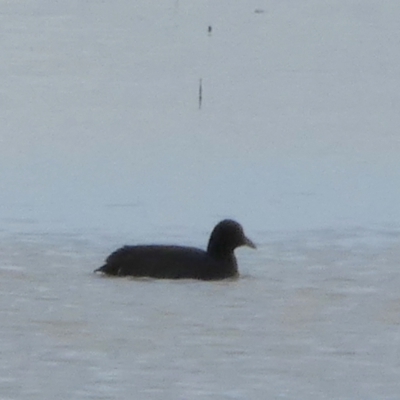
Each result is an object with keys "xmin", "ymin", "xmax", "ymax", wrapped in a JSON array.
[{"xmin": 1, "ymin": 1, "xmax": 400, "ymax": 398}]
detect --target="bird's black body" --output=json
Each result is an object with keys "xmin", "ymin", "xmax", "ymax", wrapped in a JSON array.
[{"xmin": 95, "ymin": 219, "xmax": 255, "ymax": 280}]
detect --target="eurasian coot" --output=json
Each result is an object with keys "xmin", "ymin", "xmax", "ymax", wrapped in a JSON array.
[{"xmin": 94, "ymin": 219, "xmax": 255, "ymax": 280}]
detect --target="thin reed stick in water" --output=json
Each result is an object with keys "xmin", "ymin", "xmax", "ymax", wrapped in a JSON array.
[{"xmin": 199, "ymin": 78, "xmax": 202, "ymax": 109}]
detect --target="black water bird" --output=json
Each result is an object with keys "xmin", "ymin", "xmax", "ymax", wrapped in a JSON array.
[{"xmin": 94, "ymin": 219, "xmax": 256, "ymax": 280}]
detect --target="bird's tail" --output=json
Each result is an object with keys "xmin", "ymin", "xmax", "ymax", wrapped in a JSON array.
[
  {"xmin": 93, "ymin": 263, "xmax": 120, "ymax": 275},
  {"xmin": 93, "ymin": 265, "xmax": 107, "ymax": 273}
]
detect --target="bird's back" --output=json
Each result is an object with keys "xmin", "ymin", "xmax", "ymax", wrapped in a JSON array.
[{"xmin": 96, "ymin": 245, "xmax": 237, "ymax": 280}]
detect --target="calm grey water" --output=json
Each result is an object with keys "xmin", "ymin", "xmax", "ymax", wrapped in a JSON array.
[
  {"xmin": 1, "ymin": 0, "xmax": 400, "ymax": 398},
  {"xmin": 1, "ymin": 220, "xmax": 400, "ymax": 399}
]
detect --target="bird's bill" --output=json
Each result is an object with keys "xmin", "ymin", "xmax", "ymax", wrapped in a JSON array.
[{"xmin": 244, "ymin": 236, "xmax": 256, "ymax": 249}]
